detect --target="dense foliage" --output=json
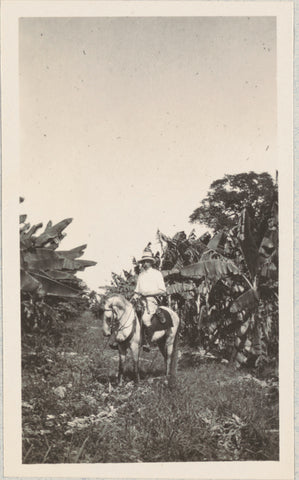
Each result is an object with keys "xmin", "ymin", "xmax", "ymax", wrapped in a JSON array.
[{"xmin": 100, "ymin": 172, "xmax": 278, "ymax": 369}]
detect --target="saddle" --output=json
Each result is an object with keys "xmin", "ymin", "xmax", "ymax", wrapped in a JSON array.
[
  {"xmin": 142, "ymin": 308, "xmax": 173, "ymax": 351},
  {"xmin": 151, "ymin": 307, "xmax": 173, "ymax": 331}
]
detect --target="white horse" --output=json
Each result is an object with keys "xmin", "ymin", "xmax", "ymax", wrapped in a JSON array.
[{"xmin": 102, "ymin": 294, "xmax": 180, "ymax": 386}]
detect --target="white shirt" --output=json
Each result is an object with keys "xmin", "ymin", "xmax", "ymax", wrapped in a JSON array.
[{"xmin": 135, "ymin": 267, "xmax": 166, "ymax": 296}]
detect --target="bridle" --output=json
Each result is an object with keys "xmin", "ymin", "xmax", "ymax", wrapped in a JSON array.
[
  {"xmin": 103, "ymin": 307, "xmax": 119, "ymax": 333},
  {"xmin": 104, "ymin": 304, "xmax": 136, "ymax": 337}
]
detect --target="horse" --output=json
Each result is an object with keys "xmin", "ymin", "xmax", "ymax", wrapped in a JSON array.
[{"xmin": 102, "ymin": 294, "xmax": 180, "ymax": 386}]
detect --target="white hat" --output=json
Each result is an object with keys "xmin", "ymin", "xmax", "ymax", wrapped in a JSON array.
[{"xmin": 138, "ymin": 244, "xmax": 155, "ymax": 263}]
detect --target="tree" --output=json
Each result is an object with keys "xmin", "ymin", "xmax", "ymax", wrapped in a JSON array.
[{"xmin": 189, "ymin": 172, "xmax": 276, "ymax": 232}]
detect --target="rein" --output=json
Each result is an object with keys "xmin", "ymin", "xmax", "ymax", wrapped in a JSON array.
[
  {"xmin": 105, "ymin": 305, "xmax": 136, "ymax": 342},
  {"xmin": 104, "ymin": 308, "xmax": 119, "ymax": 333}
]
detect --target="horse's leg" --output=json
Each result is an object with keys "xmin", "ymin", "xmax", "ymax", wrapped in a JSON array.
[
  {"xmin": 156, "ymin": 335, "xmax": 173, "ymax": 385},
  {"xmin": 118, "ymin": 344, "xmax": 126, "ymax": 386},
  {"xmin": 157, "ymin": 337, "xmax": 167, "ymax": 375},
  {"xmin": 165, "ymin": 341, "xmax": 173, "ymax": 378},
  {"xmin": 157, "ymin": 337, "xmax": 166, "ymax": 359},
  {"xmin": 165, "ymin": 332, "xmax": 178, "ymax": 378},
  {"xmin": 130, "ymin": 341, "xmax": 140, "ymax": 384},
  {"xmin": 166, "ymin": 328, "xmax": 179, "ymax": 388}
]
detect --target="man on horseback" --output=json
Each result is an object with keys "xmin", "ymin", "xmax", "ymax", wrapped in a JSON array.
[{"xmin": 132, "ymin": 245, "xmax": 167, "ymax": 351}]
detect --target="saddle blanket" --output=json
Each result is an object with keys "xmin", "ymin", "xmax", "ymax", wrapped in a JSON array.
[{"xmin": 151, "ymin": 308, "xmax": 173, "ymax": 331}]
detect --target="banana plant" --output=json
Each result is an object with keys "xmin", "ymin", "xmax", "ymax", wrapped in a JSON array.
[
  {"xmin": 20, "ymin": 209, "xmax": 96, "ymax": 298},
  {"xmin": 159, "ymin": 229, "xmax": 209, "ymax": 271},
  {"xmin": 20, "ymin": 199, "xmax": 97, "ymax": 331}
]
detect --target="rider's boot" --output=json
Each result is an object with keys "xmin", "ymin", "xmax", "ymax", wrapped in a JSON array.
[{"xmin": 142, "ymin": 325, "xmax": 153, "ymax": 352}]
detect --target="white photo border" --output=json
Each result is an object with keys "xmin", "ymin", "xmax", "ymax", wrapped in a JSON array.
[{"xmin": 1, "ymin": 1, "xmax": 294, "ymax": 479}]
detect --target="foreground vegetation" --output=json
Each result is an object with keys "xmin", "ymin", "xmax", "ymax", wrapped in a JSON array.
[{"xmin": 22, "ymin": 312, "xmax": 279, "ymax": 464}]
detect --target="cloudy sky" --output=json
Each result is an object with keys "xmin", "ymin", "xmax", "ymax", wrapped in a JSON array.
[{"xmin": 19, "ymin": 16, "xmax": 276, "ymax": 290}]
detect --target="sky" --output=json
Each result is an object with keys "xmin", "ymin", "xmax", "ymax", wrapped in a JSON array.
[{"xmin": 19, "ymin": 16, "xmax": 277, "ymax": 291}]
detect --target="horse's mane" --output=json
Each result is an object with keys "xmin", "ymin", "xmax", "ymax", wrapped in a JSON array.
[{"xmin": 105, "ymin": 294, "xmax": 130, "ymax": 311}]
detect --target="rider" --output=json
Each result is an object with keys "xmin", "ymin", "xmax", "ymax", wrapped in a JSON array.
[{"xmin": 132, "ymin": 245, "xmax": 167, "ymax": 351}]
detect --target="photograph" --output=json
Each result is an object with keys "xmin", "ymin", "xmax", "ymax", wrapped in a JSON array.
[{"xmin": 1, "ymin": 1, "xmax": 294, "ymax": 479}]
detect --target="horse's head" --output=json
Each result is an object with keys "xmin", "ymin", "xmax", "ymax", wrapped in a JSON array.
[{"xmin": 102, "ymin": 295, "xmax": 127, "ymax": 337}]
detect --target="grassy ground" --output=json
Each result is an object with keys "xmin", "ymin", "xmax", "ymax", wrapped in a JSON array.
[{"xmin": 22, "ymin": 311, "xmax": 279, "ymax": 463}]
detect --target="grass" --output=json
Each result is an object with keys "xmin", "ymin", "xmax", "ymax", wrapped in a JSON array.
[{"xmin": 22, "ymin": 311, "xmax": 279, "ymax": 463}]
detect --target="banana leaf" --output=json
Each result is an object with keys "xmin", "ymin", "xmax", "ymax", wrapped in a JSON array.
[
  {"xmin": 45, "ymin": 270, "xmax": 78, "ymax": 280},
  {"xmin": 30, "ymin": 272, "xmax": 81, "ymax": 297},
  {"xmin": 21, "ymin": 270, "xmax": 41, "ymax": 292},
  {"xmin": 21, "ymin": 246, "xmax": 96, "ymax": 275},
  {"xmin": 56, "ymin": 244, "xmax": 87, "ymax": 260},
  {"xmin": 35, "ymin": 218, "xmax": 73, "ymax": 247},
  {"xmin": 172, "ymin": 231, "xmax": 187, "ymax": 242},
  {"xmin": 21, "ymin": 223, "xmax": 43, "ymax": 249},
  {"xmin": 166, "ymin": 282, "xmax": 195, "ymax": 295},
  {"xmin": 158, "ymin": 231, "xmax": 171, "ymax": 243},
  {"xmin": 207, "ymin": 231, "xmax": 226, "ymax": 254},
  {"xmin": 43, "ymin": 233, "xmax": 67, "ymax": 250},
  {"xmin": 180, "ymin": 242, "xmax": 204, "ymax": 264},
  {"xmin": 162, "ymin": 267, "xmax": 180, "ymax": 278},
  {"xmin": 180, "ymin": 258, "xmax": 240, "ymax": 280},
  {"xmin": 21, "ymin": 270, "xmax": 82, "ymax": 297},
  {"xmin": 60, "ymin": 258, "xmax": 97, "ymax": 271},
  {"xmin": 22, "ymin": 249, "xmax": 64, "ymax": 271},
  {"xmin": 237, "ymin": 208, "xmax": 259, "ymax": 280},
  {"xmin": 230, "ymin": 288, "xmax": 259, "ymax": 313},
  {"xmin": 22, "ymin": 223, "xmax": 43, "ymax": 238},
  {"xmin": 20, "ymin": 223, "xmax": 30, "ymax": 234},
  {"xmin": 44, "ymin": 220, "xmax": 52, "ymax": 231},
  {"xmin": 188, "ymin": 236, "xmax": 208, "ymax": 252}
]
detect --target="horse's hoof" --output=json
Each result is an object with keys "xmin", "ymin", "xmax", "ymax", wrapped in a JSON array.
[{"xmin": 166, "ymin": 377, "xmax": 176, "ymax": 389}]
